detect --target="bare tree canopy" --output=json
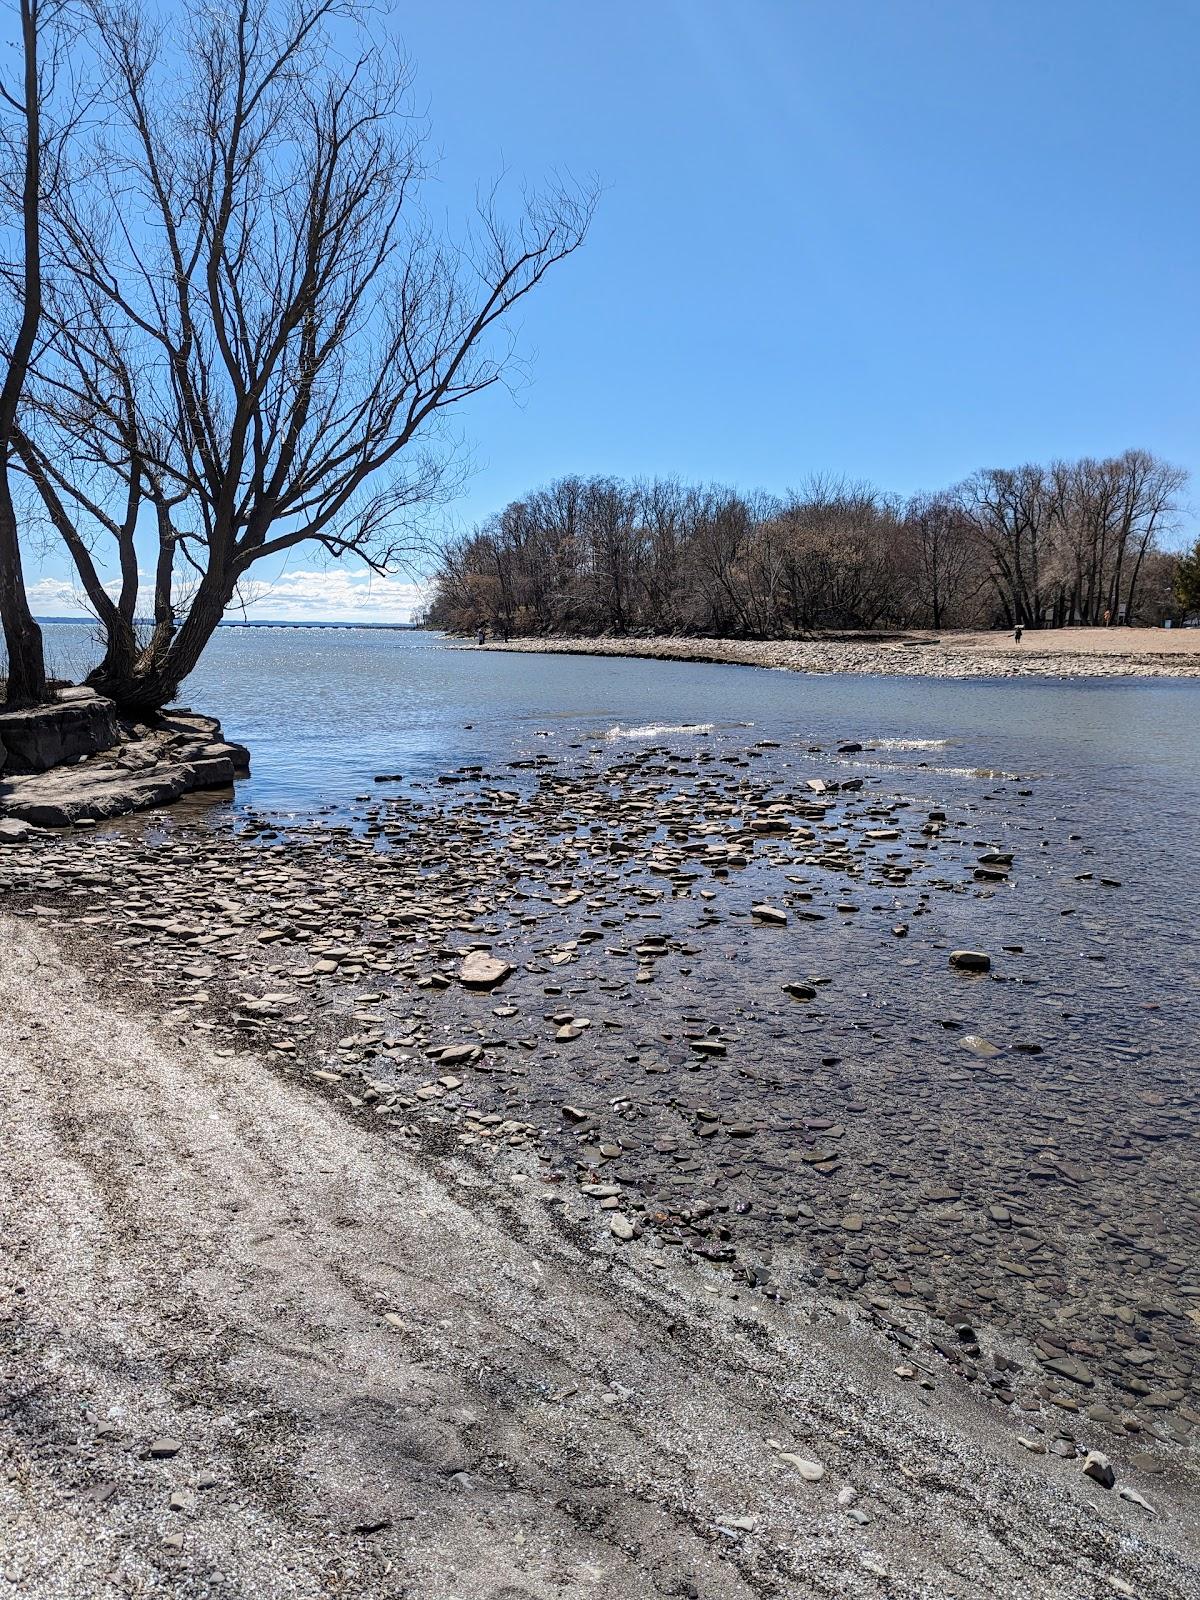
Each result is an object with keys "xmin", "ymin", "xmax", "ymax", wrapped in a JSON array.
[
  {"xmin": 16, "ymin": 0, "xmax": 594, "ymax": 707},
  {"xmin": 428, "ymin": 452, "xmax": 1190, "ymax": 639}
]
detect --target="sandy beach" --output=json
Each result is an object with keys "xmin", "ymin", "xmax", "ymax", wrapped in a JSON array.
[
  {"xmin": 478, "ymin": 628, "xmax": 1200, "ymax": 679},
  {"xmin": 3, "ymin": 913, "xmax": 1198, "ymax": 1599}
]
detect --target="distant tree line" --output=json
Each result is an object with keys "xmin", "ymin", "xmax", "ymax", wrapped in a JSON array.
[{"xmin": 427, "ymin": 449, "xmax": 1191, "ymax": 637}]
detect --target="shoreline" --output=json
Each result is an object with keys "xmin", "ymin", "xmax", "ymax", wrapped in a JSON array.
[
  {"xmin": 3, "ymin": 721, "xmax": 1200, "ymax": 1594},
  {"xmin": 474, "ymin": 628, "xmax": 1200, "ymax": 680},
  {"xmin": 0, "ymin": 690, "xmax": 248, "ymax": 829},
  {"xmin": 4, "ymin": 912, "xmax": 1198, "ymax": 1598}
]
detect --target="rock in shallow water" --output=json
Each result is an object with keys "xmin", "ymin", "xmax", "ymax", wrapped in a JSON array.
[
  {"xmin": 949, "ymin": 949, "xmax": 991, "ymax": 972},
  {"xmin": 458, "ymin": 952, "xmax": 513, "ymax": 990}
]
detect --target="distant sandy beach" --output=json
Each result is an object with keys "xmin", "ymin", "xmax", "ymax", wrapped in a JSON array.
[{"xmin": 478, "ymin": 627, "xmax": 1200, "ymax": 679}]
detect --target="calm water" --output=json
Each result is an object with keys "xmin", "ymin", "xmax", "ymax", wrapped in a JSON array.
[
  {"xmin": 29, "ymin": 623, "xmax": 1200, "ymax": 1013},
  {"xmin": 30, "ymin": 622, "xmax": 1200, "ymax": 833}
]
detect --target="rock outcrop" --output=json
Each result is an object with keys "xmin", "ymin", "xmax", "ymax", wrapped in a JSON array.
[
  {"xmin": 0, "ymin": 688, "xmax": 120, "ymax": 774},
  {"xmin": 0, "ymin": 695, "xmax": 249, "ymax": 827}
]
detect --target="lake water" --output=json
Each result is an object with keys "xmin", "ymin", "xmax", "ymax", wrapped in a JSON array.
[
  {"xmin": 31, "ymin": 621, "xmax": 1200, "ymax": 830},
  {"xmin": 29, "ymin": 620, "xmax": 1200, "ymax": 1042}
]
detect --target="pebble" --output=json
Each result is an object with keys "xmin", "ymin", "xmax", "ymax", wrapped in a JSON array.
[
  {"xmin": 751, "ymin": 904, "xmax": 788, "ymax": 925},
  {"xmin": 459, "ymin": 952, "xmax": 513, "ymax": 990},
  {"xmin": 1082, "ymin": 1450, "xmax": 1115, "ymax": 1489},
  {"xmin": 145, "ymin": 1437, "xmax": 182, "ymax": 1459},
  {"xmin": 948, "ymin": 950, "xmax": 991, "ymax": 972}
]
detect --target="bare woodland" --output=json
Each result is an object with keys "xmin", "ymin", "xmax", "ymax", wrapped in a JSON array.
[{"xmin": 428, "ymin": 453, "xmax": 1191, "ymax": 639}]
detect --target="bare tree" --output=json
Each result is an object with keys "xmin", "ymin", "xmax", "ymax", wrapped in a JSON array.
[
  {"xmin": 957, "ymin": 464, "xmax": 1056, "ymax": 627},
  {"xmin": 429, "ymin": 458, "xmax": 1189, "ymax": 640},
  {"xmin": 1039, "ymin": 451, "xmax": 1185, "ymax": 626},
  {"xmin": 13, "ymin": 283, "xmax": 181, "ymax": 691},
  {"xmin": 25, "ymin": 0, "xmax": 593, "ymax": 709},
  {"xmin": 902, "ymin": 491, "xmax": 985, "ymax": 629},
  {"xmin": 581, "ymin": 476, "xmax": 640, "ymax": 633},
  {"xmin": 1106, "ymin": 449, "xmax": 1185, "ymax": 623},
  {"xmin": 0, "ymin": 0, "xmax": 74, "ymax": 705}
]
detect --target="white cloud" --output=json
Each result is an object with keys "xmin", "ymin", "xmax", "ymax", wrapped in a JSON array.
[
  {"xmin": 27, "ymin": 576, "xmax": 108, "ymax": 615},
  {"xmin": 28, "ymin": 568, "xmax": 429, "ymax": 625},
  {"xmin": 233, "ymin": 569, "xmax": 429, "ymax": 623}
]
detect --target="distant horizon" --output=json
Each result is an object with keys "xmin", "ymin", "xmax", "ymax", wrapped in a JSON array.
[{"xmin": 34, "ymin": 615, "xmax": 422, "ymax": 629}]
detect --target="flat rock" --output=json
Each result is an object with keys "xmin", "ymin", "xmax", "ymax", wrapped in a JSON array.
[
  {"xmin": 783, "ymin": 982, "xmax": 817, "ymax": 1001},
  {"xmin": 0, "ymin": 752, "xmax": 236, "ymax": 825},
  {"xmin": 0, "ymin": 691, "xmax": 119, "ymax": 774},
  {"xmin": 752, "ymin": 904, "xmax": 788, "ymax": 925},
  {"xmin": 145, "ymin": 1436, "xmax": 182, "ymax": 1459},
  {"xmin": 459, "ymin": 952, "xmax": 513, "ymax": 990},
  {"xmin": 0, "ymin": 817, "xmax": 42, "ymax": 845}
]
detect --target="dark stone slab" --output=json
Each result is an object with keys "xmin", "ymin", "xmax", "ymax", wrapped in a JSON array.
[{"xmin": 0, "ymin": 692, "xmax": 120, "ymax": 774}]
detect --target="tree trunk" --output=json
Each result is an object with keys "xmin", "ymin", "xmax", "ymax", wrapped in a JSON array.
[
  {"xmin": 0, "ymin": 474, "xmax": 47, "ymax": 706},
  {"xmin": 84, "ymin": 615, "xmax": 139, "ymax": 694},
  {"xmin": 89, "ymin": 569, "xmax": 231, "ymax": 711},
  {"xmin": 0, "ymin": 0, "xmax": 47, "ymax": 708}
]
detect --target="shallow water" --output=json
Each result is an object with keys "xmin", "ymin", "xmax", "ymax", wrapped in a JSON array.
[
  {"xmin": 34, "ymin": 621, "xmax": 1200, "ymax": 813},
  {"xmin": 29, "ymin": 623, "xmax": 1200, "ymax": 1024}
]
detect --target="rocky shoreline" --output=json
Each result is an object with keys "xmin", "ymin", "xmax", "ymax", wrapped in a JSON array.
[
  {"xmin": 3, "ymin": 721, "xmax": 1199, "ymax": 1593},
  {"xmin": 9, "ymin": 918, "xmax": 1199, "ymax": 1599},
  {"xmin": 474, "ymin": 629, "xmax": 1200, "ymax": 680},
  {"xmin": 0, "ymin": 689, "xmax": 249, "ymax": 831}
]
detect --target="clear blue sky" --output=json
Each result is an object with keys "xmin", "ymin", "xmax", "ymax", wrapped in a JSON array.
[{"xmin": 31, "ymin": 0, "xmax": 1199, "ymax": 620}]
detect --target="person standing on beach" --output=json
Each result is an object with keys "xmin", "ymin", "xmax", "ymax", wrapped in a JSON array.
[{"xmin": 1014, "ymin": 625, "xmax": 1023, "ymax": 643}]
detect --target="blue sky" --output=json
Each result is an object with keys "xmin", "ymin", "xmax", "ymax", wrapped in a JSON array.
[{"xmin": 30, "ymin": 0, "xmax": 1199, "ymax": 621}]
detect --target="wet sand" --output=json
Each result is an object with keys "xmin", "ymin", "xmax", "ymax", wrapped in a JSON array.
[
  {"xmin": 2, "ymin": 728, "xmax": 1199, "ymax": 1595},
  {"xmin": 478, "ymin": 627, "xmax": 1200, "ymax": 679}
]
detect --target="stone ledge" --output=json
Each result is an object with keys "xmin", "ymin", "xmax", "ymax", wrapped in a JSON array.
[
  {"xmin": 0, "ymin": 697, "xmax": 249, "ymax": 826},
  {"xmin": 0, "ymin": 690, "xmax": 121, "ymax": 774},
  {"xmin": 0, "ymin": 747, "xmax": 239, "ymax": 827}
]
